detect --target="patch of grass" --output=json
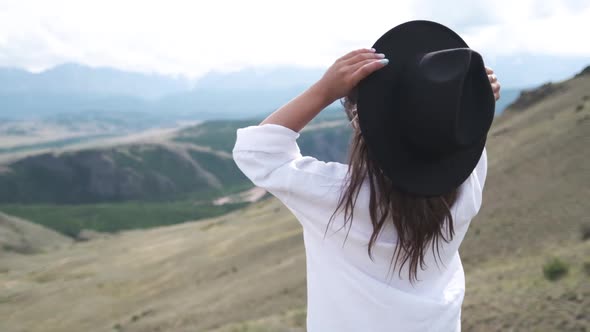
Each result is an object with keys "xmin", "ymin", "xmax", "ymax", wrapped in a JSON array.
[
  {"xmin": 188, "ymin": 150, "xmax": 249, "ymax": 187},
  {"xmin": 175, "ymin": 119, "xmax": 258, "ymax": 153},
  {"xmin": 297, "ymin": 124, "xmax": 352, "ymax": 163},
  {"xmin": 291, "ymin": 309, "xmax": 307, "ymax": 327},
  {"xmin": 543, "ymin": 258, "xmax": 569, "ymax": 281},
  {"xmin": 0, "ymin": 201, "xmax": 247, "ymax": 237},
  {"xmin": 230, "ymin": 324, "xmax": 270, "ymax": 332},
  {"xmin": 581, "ymin": 223, "xmax": 590, "ymax": 241},
  {"xmin": 583, "ymin": 262, "xmax": 590, "ymax": 277}
]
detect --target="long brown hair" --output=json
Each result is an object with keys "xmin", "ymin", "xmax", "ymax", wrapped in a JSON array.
[{"xmin": 329, "ymin": 91, "xmax": 458, "ymax": 283}]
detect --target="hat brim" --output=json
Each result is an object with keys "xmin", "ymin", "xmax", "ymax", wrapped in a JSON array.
[{"xmin": 357, "ymin": 20, "xmax": 486, "ymax": 196}]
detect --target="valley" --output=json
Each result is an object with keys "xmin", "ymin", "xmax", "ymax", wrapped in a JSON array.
[
  {"xmin": 0, "ymin": 67, "xmax": 589, "ymax": 331},
  {"xmin": 0, "ymin": 110, "xmax": 350, "ymax": 237}
]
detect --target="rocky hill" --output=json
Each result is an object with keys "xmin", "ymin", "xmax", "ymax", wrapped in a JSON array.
[
  {"xmin": 0, "ymin": 142, "xmax": 246, "ymax": 204},
  {"xmin": 0, "ymin": 67, "xmax": 588, "ymax": 332},
  {"xmin": 505, "ymin": 65, "xmax": 589, "ymax": 113},
  {"xmin": 0, "ymin": 111, "xmax": 350, "ymax": 205}
]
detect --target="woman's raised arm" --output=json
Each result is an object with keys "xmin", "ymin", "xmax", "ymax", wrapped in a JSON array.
[{"xmin": 260, "ymin": 48, "xmax": 389, "ymax": 132}]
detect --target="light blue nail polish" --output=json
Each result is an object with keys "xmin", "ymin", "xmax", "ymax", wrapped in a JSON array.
[
  {"xmin": 380, "ymin": 59, "xmax": 389, "ymax": 65},
  {"xmin": 376, "ymin": 53, "xmax": 386, "ymax": 58}
]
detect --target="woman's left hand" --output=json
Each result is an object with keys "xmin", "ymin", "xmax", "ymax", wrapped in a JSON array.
[{"xmin": 486, "ymin": 67, "xmax": 501, "ymax": 101}]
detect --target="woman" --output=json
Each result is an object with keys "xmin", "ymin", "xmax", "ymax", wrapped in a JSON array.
[{"xmin": 233, "ymin": 21, "xmax": 501, "ymax": 332}]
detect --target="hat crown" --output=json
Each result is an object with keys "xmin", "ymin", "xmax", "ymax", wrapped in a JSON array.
[
  {"xmin": 402, "ymin": 48, "xmax": 491, "ymax": 160},
  {"xmin": 356, "ymin": 20, "xmax": 496, "ymax": 196}
]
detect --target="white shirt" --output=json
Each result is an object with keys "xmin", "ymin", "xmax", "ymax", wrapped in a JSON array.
[{"xmin": 232, "ymin": 124, "xmax": 487, "ymax": 332}]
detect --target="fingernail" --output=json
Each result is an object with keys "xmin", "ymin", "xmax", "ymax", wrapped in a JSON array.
[
  {"xmin": 379, "ymin": 59, "xmax": 389, "ymax": 65},
  {"xmin": 376, "ymin": 53, "xmax": 386, "ymax": 58},
  {"xmin": 370, "ymin": 48, "xmax": 376, "ymax": 52}
]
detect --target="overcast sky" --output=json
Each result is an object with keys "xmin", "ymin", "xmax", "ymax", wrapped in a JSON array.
[{"xmin": 0, "ymin": 0, "xmax": 588, "ymax": 77}]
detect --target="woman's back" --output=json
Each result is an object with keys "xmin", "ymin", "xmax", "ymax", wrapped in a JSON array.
[{"xmin": 233, "ymin": 123, "xmax": 488, "ymax": 331}]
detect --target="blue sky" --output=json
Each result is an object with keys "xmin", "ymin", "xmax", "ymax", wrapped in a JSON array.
[{"xmin": 0, "ymin": 0, "xmax": 589, "ymax": 78}]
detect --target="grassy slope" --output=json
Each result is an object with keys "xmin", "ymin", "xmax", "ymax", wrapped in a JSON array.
[
  {"xmin": 457, "ymin": 72, "xmax": 590, "ymax": 331},
  {"xmin": 0, "ymin": 199, "xmax": 305, "ymax": 332},
  {"xmin": 0, "ymin": 74, "xmax": 589, "ymax": 331},
  {"xmin": 0, "ymin": 212, "xmax": 72, "ymax": 254},
  {"xmin": 462, "ymin": 73, "xmax": 589, "ymax": 264}
]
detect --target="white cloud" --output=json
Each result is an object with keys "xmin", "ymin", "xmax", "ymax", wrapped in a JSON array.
[{"xmin": 0, "ymin": 0, "xmax": 588, "ymax": 77}]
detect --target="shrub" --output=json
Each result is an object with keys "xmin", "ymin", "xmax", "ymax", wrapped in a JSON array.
[
  {"xmin": 292, "ymin": 309, "xmax": 307, "ymax": 327},
  {"xmin": 543, "ymin": 258, "xmax": 569, "ymax": 281},
  {"xmin": 583, "ymin": 262, "xmax": 590, "ymax": 277},
  {"xmin": 581, "ymin": 223, "xmax": 590, "ymax": 241}
]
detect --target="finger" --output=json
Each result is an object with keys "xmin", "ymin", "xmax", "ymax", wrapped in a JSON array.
[
  {"xmin": 337, "ymin": 48, "xmax": 376, "ymax": 63},
  {"xmin": 344, "ymin": 52, "xmax": 386, "ymax": 66},
  {"xmin": 494, "ymin": 92, "xmax": 501, "ymax": 101},
  {"xmin": 491, "ymin": 82, "xmax": 501, "ymax": 93},
  {"xmin": 347, "ymin": 58, "xmax": 384, "ymax": 73},
  {"xmin": 350, "ymin": 59, "xmax": 389, "ymax": 83},
  {"xmin": 488, "ymin": 74, "xmax": 497, "ymax": 83},
  {"xmin": 485, "ymin": 66, "xmax": 494, "ymax": 75}
]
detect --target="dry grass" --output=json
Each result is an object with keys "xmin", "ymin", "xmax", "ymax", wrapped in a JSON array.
[{"xmin": 0, "ymin": 199, "xmax": 306, "ymax": 332}]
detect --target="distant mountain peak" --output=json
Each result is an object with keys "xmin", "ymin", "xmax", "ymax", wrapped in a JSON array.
[
  {"xmin": 0, "ymin": 62, "xmax": 192, "ymax": 101},
  {"xmin": 575, "ymin": 65, "xmax": 590, "ymax": 78},
  {"xmin": 193, "ymin": 65, "xmax": 324, "ymax": 90}
]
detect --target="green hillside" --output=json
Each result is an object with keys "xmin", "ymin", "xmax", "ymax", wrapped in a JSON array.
[
  {"xmin": 0, "ymin": 112, "xmax": 352, "ymax": 236},
  {"xmin": 0, "ymin": 141, "xmax": 251, "ymax": 236},
  {"xmin": 175, "ymin": 119, "xmax": 258, "ymax": 153},
  {"xmin": 174, "ymin": 108, "xmax": 351, "ymax": 161},
  {"xmin": 0, "ymin": 144, "xmax": 248, "ymax": 204}
]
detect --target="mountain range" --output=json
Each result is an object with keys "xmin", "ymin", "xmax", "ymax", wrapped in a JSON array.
[
  {"xmin": 0, "ymin": 64, "xmax": 321, "ymax": 119},
  {"xmin": 1, "ymin": 53, "xmax": 588, "ymax": 120}
]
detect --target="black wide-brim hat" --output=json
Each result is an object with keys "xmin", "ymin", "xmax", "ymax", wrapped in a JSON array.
[{"xmin": 357, "ymin": 20, "xmax": 495, "ymax": 196}]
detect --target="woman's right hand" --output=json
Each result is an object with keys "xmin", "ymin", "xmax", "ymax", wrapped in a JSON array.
[{"xmin": 313, "ymin": 48, "xmax": 389, "ymax": 105}]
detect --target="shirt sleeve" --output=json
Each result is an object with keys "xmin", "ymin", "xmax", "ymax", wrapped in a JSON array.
[
  {"xmin": 232, "ymin": 124, "xmax": 348, "ymax": 212},
  {"xmin": 454, "ymin": 147, "xmax": 487, "ymax": 226},
  {"xmin": 474, "ymin": 147, "xmax": 488, "ymax": 191}
]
